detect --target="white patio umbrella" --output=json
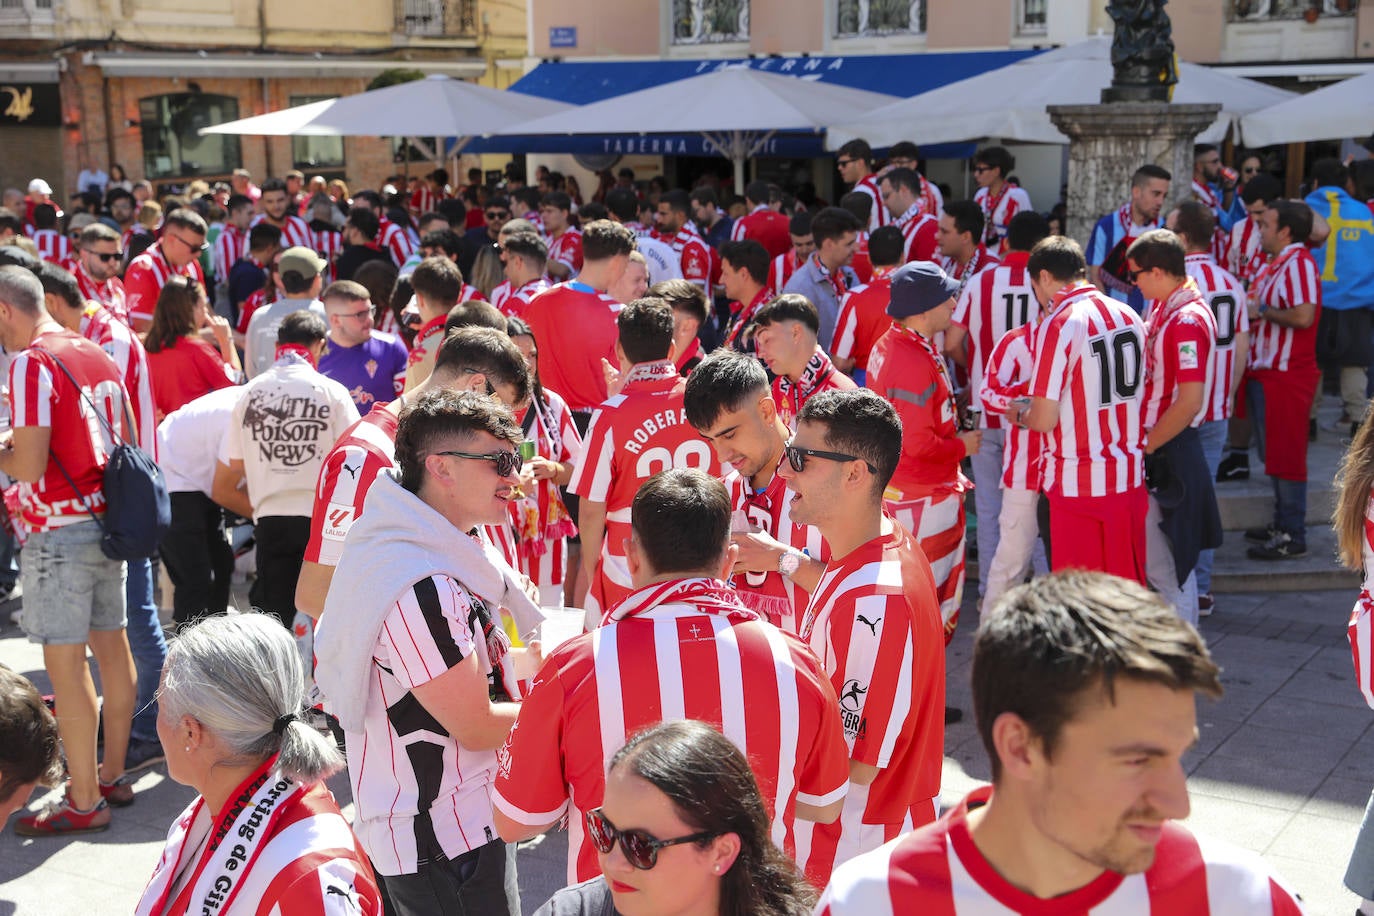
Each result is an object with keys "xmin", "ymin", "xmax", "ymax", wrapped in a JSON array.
[
  {"xmin": 1240, "ymin": 71, "xmax": 1374, "ymax": 147},
  {"xmin": 828, "ymin": 37, "xmax": 1295, "ymax": 149},
  {"xmin": 199, "ymin": 74, "xmax": 574, "ymax": 153},
  {"xmin": 487, "ymin": 67, "xmax": 899, "ymax": 193}
]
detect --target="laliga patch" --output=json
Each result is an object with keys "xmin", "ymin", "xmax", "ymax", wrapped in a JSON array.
[
  {"xmin": 322, "ymin": 502, "xmax": 354, "ymax": 541},
  {"xmin": 1179, "ymin": 341, "xmax": 1198, "ymax": 370}
]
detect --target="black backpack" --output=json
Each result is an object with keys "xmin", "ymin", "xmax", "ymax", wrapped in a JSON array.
[{"xmin": 41, "ymin": 348, "xmax": 170, "ymax": 561}]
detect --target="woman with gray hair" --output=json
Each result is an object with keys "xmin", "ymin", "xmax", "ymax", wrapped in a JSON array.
[{"xmin": 135, "ymin": 613, "xmax": 381, "ymax": 916}]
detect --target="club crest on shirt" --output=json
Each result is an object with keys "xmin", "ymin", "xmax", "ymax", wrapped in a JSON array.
[{"xmin": 365, "ymin": 358, "xmax": 378, "ymax": 378}]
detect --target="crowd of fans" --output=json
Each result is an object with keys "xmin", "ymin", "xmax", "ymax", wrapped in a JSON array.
[{"xmin": 2, "ymin": 138, "xmax": 1371, "ymax": 914}]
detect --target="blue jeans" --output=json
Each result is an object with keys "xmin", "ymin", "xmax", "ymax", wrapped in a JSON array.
[
  {"xmin": 1273, "ymin": 476, "xmax": 1307, "ymax": 543},
  {"xmin": 1194, "ymin": 419, "xmax": 1228, "ymax": 595},
  {"xmin": 125, "ymin": 558, "xmax": 166, "ymax": 744},
  {"xmin": 970, "ymin": 428, "xmax": 1006, "ymax": 598}
]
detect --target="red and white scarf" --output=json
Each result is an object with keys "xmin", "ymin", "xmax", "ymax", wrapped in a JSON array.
[
  {"xmin": 776, "ymin": 349, "xmax": 839, "ymax": 420},
  {"xmin": 605, "ymin": 576, "xmax": 759, "ymax": 627},
  {"xmin": 623, "ymin": 359, "xmax": 680, "ymax": 386}
]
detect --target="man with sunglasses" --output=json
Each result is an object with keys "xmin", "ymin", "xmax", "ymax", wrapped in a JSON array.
[
  {"xmin": 971, "ymin": 146, "xmax": 1034, "ymax": 256},
  {"xmin": 868, "ymin": 261, "xmax": 979, "ymax": 644},
  {"xmin": 462, "ymin": 194, "xmax": 512, "ymax": 279},
  {"xmin": 73, "ymin": 223, "xmax": 129, "ymax": 326},
  {"xmin": 493, "ymin": 467, "xmax": 850, "ymax": 885},
  {"xmin": 776, "ymin": 388, "xmax": 946, "ymax": 886},
  {"xmin": 123, "ymin": 208, "xmax": 207, "ymax": 333},
  {"xmin": 835, "ymin": 139, "xmax": 890, "ymax": 232},
  {"xmin": 315, "ymin": 387, "xmax": 541, "ymax": 916}
]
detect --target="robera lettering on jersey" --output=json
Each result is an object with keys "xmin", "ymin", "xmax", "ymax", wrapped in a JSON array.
[
  {"xmin": 622, "ymin": 408, "xmax": 687, "ymax": 455},
  {"xmin": 244, "ymin": 388, "xmax": 333, "ymax": 467}
]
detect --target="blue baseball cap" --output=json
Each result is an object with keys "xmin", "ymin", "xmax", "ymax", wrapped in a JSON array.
[{"xmin": 886, "ymin": 260, "xmax": 961, "ymax": 319}]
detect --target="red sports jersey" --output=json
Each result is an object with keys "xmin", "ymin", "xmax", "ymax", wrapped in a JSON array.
[
  {"xmin": 851, "ymin": 231, "xmax": 874, "ymax": 284},
  {"xmin": 661, "ymin": 226, "xmax": 712, "ymax": 290},
  {"xmin": 523, "ymin": 282, "xmax": 622, "ymax": 412},
  {"xmin": 74, "ymin": 262, "xmax": 129, "ymax": 327},
  {"xmin": 496, "ymin": 277, "xmax": 551, "ymax": 318},
  {"xmin": 1141, "ymin": 280, "xmax": 1217, "ymax": 431},
  {"xmin": 235, "ymin": 289, "xmax": 268, "ymax": 336},
  {"xmin": 867, "ymin": 326, "xmax": 964, "ymax": 498},
  {"xmin": 979, "ymin": 322, "xmax": 1044, "ymax": 491},
  {"xmin": 124, "ymin": 244, "xmax": 206, "ymax": 325},
  {"xmin": 548, "ymin": 226, "xmax": 584, "ymax": 277},
  {"xmin": 409, "ymin": 185, "xmax": 446, "ymax": 217},
  {"xmin": 893, "ymin": 206, "xmax": 939, "ymax": 265},
  {"xmin": 974, "ymin": 183, "xmax": 1033, "ymax": 255},
  {"xmin": 1228, "ymin": 215, "xmax": 1266, "ymax": 288},
  {"xmin": 797, "ymin": 520, "xmax": 946, "ymax": 884},
  {"xmin": 9, "ymin": 330, "xmax": 128, "ymax": 532},
  {"xmin": 1192, "ymin": 179, "xmax": 1233, "ymax": 264},
  {"xmin": 853, "ymin": 174, "xmax": 889, "ymax": 231},
  {"xmin": 772, "ymin": 349, "xmax": 856, "ymax": 432},
  {"xmin": 1249, "ymin": 243, "xmax": 1321, "ymax": 373},
  {"xmin": 569, "ymin": 362, "xmax": 718, "ymax": 614},
  {"xmin": 725, "ymin": 460, "xmax": 828, "ymax": 633},
  {"xmin": 491, "ymin": 577, "xmax": 851, "ymax": 884},
  {"xmin": 832, "ymin": 269, "xmax": 895, "ymax": 372},
  {"xmin": 1348, "ymin": 492, "xmax": 1374, "ymax": 709},
  {"xmin": 939, "ymin": 246, "xmax": 998, "ymax": 289},
  {"xmin": 377, "ymin": 217, "xmax": 416, "ymax": 268},
  {"xmin": 816, "ymin": 786, "xmax": 1307, "ymax": 916},
  {"xmin": 81, "ymin": 303, "xmax": 157, "ymax": 458},
  {"xmin": 730, "ymin": 206, "xmax": 793, "ymax": 260},
  {"xmin": 310, "ymin": 226, "xmax": 342, "ymax": 282},
  {"xmin": 212, "ymin": 224, "xmax": 247, "ymax": 286},
  {"xmin": 304, "ymin": 404, "xmax": 399, "ymax": 566},
  {"xmin": 768, "ymin": 249, "xmax": 805, "ymax": 295},
  {"xmin": 1030, "ymin": 284, "xmax": 1145, "ymax": 499},
  {"xmin": 1185, "ymin": 253, "xmax": 1249, "ymax": 422},
  {"xmin": 32, "ymin": 229, "xmax": 69, "ymax": 265},
  {"xmin": 251, "ymin": 213, "xmax": 312, "ymax": 250},
  {"xmin": 509, "ymin": 388, "xmax": 582, "ymax": 595},
  {"xmin": 722, "ymin": 287, "xmax": 773, "ymax": 356},
  {"xmin": 951, "ymin": 251, "xmax": 1035, "ymax": 430}
]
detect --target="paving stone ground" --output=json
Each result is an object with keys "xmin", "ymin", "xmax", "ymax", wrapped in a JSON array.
[{"xmin": 0, "ymin": 585, "xmax": 1368, "ymax": 915}]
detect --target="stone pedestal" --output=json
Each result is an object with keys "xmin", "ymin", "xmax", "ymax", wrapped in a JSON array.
[{"xmin": 1047, "ymin": 102, "xmax": 1221, "ymax": 247}]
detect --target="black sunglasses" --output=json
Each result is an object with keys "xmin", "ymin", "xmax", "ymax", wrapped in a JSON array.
[
  {"xmin": 585, "ymin": 808, "xmax": 717, "ymax": 871},
  {"xmin": 834, "ymin": 158, "xmax": 856, "ymax": 168},
  {"xmin": 1127, "ymin": 268, "xmax": 1146, "ymax": 282},
  {"xmin": 434, "ymin": 449, "xmax": 521, "ymax": 477},
  {"xmin": 784, "ymin": 443, "xmax": 876, "ymax": 474},
  {"xmin": 84, "ymin": 250, "xmax": 123, "ymax": 262},
  {"xmin": 486, "ymin": 210, "xmax": 510, "ymax": 219}
]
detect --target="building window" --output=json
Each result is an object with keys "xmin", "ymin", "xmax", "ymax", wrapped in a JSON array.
[
  {"xmin": 1229, "ymin": 0, "xmax": 1358, "ymax": 20},
  {"xmin": 394, "ymin": 0, "xmax": 476, "ymax": 36},
  {"xmin": 289, "ymin": 96, "xmax": 344, "ymax": 170},
  {"xmin": 836, "ymin": 0, "xmax": 924, "ymax": 38},
  {"xmin": 671, "ymin": 0, "xmax": 749, "ymax": 45},
  {"xmin": 139, "ymin": 93, "xmax": 242, "ymax": 180},
  {"xmin": 1018, "ymin": 0, "xmax": 1047, "ymax": 33}
]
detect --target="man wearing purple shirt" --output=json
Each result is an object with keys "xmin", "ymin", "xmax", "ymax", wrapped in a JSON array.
[{"xmin": 318, "ymin": 280, "xmax": 409, "ymax": 411}]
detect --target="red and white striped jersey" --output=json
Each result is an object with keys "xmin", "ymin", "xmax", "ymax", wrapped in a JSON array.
[
  {"xmin": 548, "ymin": 226, "xmax": 584, "ymax": 277},
  {"xmin": 816, "ymin": 787, "xmax": 1307, "ymax": 916},
  {"xmin": 346, "ymin": 574, "xmax": 505, "ymax": 876},
  {"xmin": 894, "ymin": 205, "xmax": 939, "ymax": 265},
  {"xmin": 725, "ymin": 460, "xmax": 827, "ymax": 633},
  {"xmin": 1184, "ymin": 254, "xmax": 1249, "ymax": 423},
  {"xmin": 310, "ymin": 225, "xmax": 343, "ymax": 282},
  {"xmin": 74, "ymin": 263, "xmax": 129, "ymax": 327},
  {"xmin": 81, "ymin": 303, "xmax": 157, "ymax": 458},
  {"xmin": 377, "ymin": 217, "xmax": 416, "ymax": 269},
  {"xmin": 568, "ymin": 363, "xmax": 718, "ymax": 613},
  {"xmin": 9, "ymin": 331, "xmax": 128, "ymax": 532},
  {"xmin": 212, "ymin": 224, "xmax": 247, "ymax": 286},
  {"xmin": 496, "ymin": 276, "xmax": 551, "ymax": 318},
  {"xmin": 1141, "ymin": 280, "xmax": 1216, "ymax": 431},
  {"xmin": 768, "ymin": 249, "xmax": 805, "ymax": 295},
  {"xmin": 798, "ymin": 520, "xmax": 946, "ymax": 883},
  {"xmin": 1191, "ymin": 179, "xmax": 1232, "ymax": 264},
  {"xmin": 31, "ymin": 229, "xmax": 69, "ymax": 265},
  {"xmin": 973, "ymin": 183, "xmax": 1033, "ymax": 255},
  {"xmin": 1227, "ymin": 215, "xmax": 1266, "ymax": 288},
  {"xmin": 1347, "ymin": 492, "xmax": 1374, "ymax": 709},
  {"xmin": 772, "ymin": 349, "xmax": 856, "ymax": 433},
  {"xmin": 251, "ymin": 213, "xmax": 311, "ymax": 250},
  {"xmin": 853, "ymin": 174, "xmax": 889, "ymax": 231},
  {"xmin": 851, "ymin": 231, "xmax": 873, "ymax": 285},
  {"xmin": 951, "ymin": 251, "xmax": 1035, "ymax": 430},
  {"xmin": 123, "ymin": 244, "xmax": 205, "ymax": 326},
  {"xmin": 1249, "ymin": 243, "xmax": 1321, "ymax": 373},
  {"xmin": 832, "ymin": 269, "xmax": 895, "ymax": 372},
  {"xmin": 939, "ymin": 246, "xmax": 998, "ymax": 287},
  {"xmin": 304, "ymin": 404, "xmax": 399, "ymax": 566},
  {"xmin": 509, "ymin": 388, "xmax": 582, "ymax": 593},
  {"xmin": 491, "ymin": 577, "xmax": 851, "ymax": 884},
  {"xmin": 979, "ymin": 321, "xmax": 1044, "ymax": 491},
  {"xmin": 660, "ymin": 225, "xmax": 713, "ymax": 290},
  {"xmin": 409, "ymin": 185, "xmax": 446, "ymax": 217},
  {"xmin": 1030, "ymin": 284, "xmax": 1145, "ymax": 499}
]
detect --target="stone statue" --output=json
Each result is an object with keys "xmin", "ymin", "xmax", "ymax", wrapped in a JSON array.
[{"xmin": 1102, "ymin": 0, "xmax": 1179, "ymax": 103}]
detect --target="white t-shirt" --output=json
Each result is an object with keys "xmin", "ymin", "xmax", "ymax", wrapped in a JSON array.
[
  {"xmin": 634, "ymin": 234, "xmax": 685, "ymax": 286},
  {"xmin": 223, "ymin": 356, "xmax": 359, "ymax": 519},
  {"xmin": 243, "ymin": 297, "xmax": 325, "ymax": 379},
  {"xmin": 157, "ymin": 386, "xmax": 244, "ymax": 495}
]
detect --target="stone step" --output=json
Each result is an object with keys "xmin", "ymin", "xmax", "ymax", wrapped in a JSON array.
[
  {"xmin": 1208, "ymin": 524, "xmax": 1360, "ymax": 594},
  {"xmin": 1214, "ymin": 477, "xmax": 1335, "ymax": 531}
]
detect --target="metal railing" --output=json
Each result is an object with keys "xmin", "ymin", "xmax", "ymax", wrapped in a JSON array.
[{"xmin": 394, "ymin": 0, "xmax": 477, "ymax": 37}]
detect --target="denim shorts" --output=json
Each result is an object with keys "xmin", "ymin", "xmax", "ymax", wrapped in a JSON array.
[{"xmin": 21, "ymin": 520, "xmax": 127, "ymax": 645}]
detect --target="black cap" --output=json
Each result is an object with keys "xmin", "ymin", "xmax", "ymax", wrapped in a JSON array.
[{"xmin": 887, "ymin": 260, "xmax": 961, "ymax": 320}]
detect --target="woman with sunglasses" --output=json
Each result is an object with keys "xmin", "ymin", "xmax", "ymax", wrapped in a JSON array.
[
  {"xmin": 144, "ymin": 277, "xmax": 240, "ymax": 421},
  {"xmin": 534, "ymin": 720, "xmax": 815, "ymax": 916}
]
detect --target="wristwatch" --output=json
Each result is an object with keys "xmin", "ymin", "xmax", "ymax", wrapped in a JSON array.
[{"xmin": 778, "ymin": 549, "xmax": 804, "ymax": 578}]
